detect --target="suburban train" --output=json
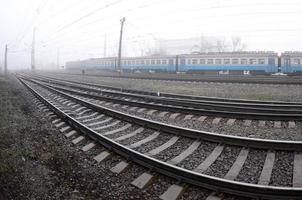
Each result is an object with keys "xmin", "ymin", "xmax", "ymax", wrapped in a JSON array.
[{"xmin": 65, "ymin": 51, "xmax": 302, "ymax": 75}]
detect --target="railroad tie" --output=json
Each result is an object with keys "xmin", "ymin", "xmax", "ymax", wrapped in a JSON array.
[
  {"xmin": 212, "ymin": 118, "xmax": 222, "ymax": 125},
  {"xmin": 78, "ymin": 109, "xmax": 91, "ymax": 116},
  {"xmin": 55, "ymin": 121, "xmax": 65, "ymax": 128},
  {"xmin": 224, "ymin": 148, "xmax": 249, "ymax": 180},
  {"xmin": 93, "ymin": 120, "xmax": 120, "ymax": 131},
  {"xmin": 183, "ymin": 114, "xmax": 194, "ymax": 120},
  {"xmin": 159, "ymin": 184, "xmax": 187, "ymax": 200},
  {"xmin": 147, "ymin": 110, "xmax": 157, "ymax": 115},
  {"xmin": 75, "ymin": 107, "xmax": 86, "ymax": 112},
  {"xmin": 113, "ymin": 128, "xmax": 144, "ymax": 141},
  {"xmin": 87, "ymin": 117, "xmax": 112, "ymax": 127},
  {"xmin": 293, "ymin": 153, "xmax": 302, "ymax": 187},
  {"xmin": 258, "ymin": 120, "xmax": 266, "ymax": 127},
  {"xmin": 82, "ymin": 114, "xmax": 104, "ymax": 123},
  {"xmin": 169, "ymin": 113, "xmax": 181, "ymax": 120},
  {"xmin": 159, "ymin": 111, "xmax": 169, "ymax": 117},
  {"xmin": 288, "ymin": 121, "xmax": 296, "ymax": 128},
  {"xmin": 46, "ymin": 112, "xmax": 54, "ymax": 117},
  {"xmin": 121, "ymin": 105, "xmax": 129, "ymax": 109},
  {"xmin": 66, "ymin": 102, "xmax": 74, "ymax": 106},
  {"xmin": 194, "ymin": 145, "xmax": 224, "ymax": 173},
  {"xmin": 137, "ymin": 108, "xmax": 147, "ymax": 113},
  {"xmin": 102, "ymin": 124, "xmax": 132, "ymax": 136},
  {"xmin": 72, "ymin": 136, "xmax": 85, "ymax": 144},
  {"xmin": 62, "ymin": 100, "xmax": 71, "ymax": 105},
  {"xmin": 130, "ymin": 107, "xmax": 139, "ymax": 111},
  {"xmin": 205, "ymin": 192, "xmax": 221, "ymax": 200},
  {"xmin": 81, "ymin": 142, "xmax": 95, "ymax": 152},
  {"xmin": 198, "ymin": 116, "xmax": 207, "ymax": 122},
  {"xmin": 145, "ymin": 136, "xmax": 179, "ymax": 156},
  {"xmin": 127, "ymin": 132, "xmax": 160, "ymax": 149},
  {"xmin": 60, "ymin": 126, "xmax": 71, "ymax": 133},
  {"xmin": 65, "ymin": 130, "xmax": 77, "ymax": 138},
  {"xmin": 258, "ymin": 151, "xmax": 275, "ymax": 185},
  {"xmin": 110, "ymin": 161, "xmax": 129, "ymax": 174},
  {"xmin": 274, "ymin": 121, "xmax": 282, "ymax": 128},
  {"xmin": 105, "ymin": 102, "xmax": 112, "ymax": 106},
  {"xmin": 71, "ymin": 104, "xmax": 79, "ymax": 108},
  {"xmin": 112, "ymin": 104, "xmax": 120, "ymax": 108},
  {"xmin": 93, "ymin": 151, "xmax": 111, "ymax": 163},
  {"xmin": 131, "ymin": 172, "xmax": 155, "ymax": 189},
  {"xmin": 226, "ymin": 119, "xmax": 236, "ymax": 126},
  {"xmin": 167, "ymin": 141, "xmax": 201, "ymax": 165},
  {"xmin": 76, "ymin": 112, "xmax": 98, "ymax": 120},
  {"xmin": 244, "ymin": 120, "xmax": 252, "ymax": 126}
]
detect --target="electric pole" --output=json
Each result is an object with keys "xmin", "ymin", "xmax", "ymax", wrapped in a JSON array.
[
  {"xmin": 31, "ymin": 27, "xmax": 36, "ymax": 70},
  {"xmin": 104, "ymin": 34, "xmax": 107, "ymax": 57},
  {"xmin": 117, "ymin": 17, "xmax": 125, "ymax": 73},
  {"xmin": 4, "ymin": 44, "xmax": 7, "ymax": 76},
  {"xmin": 57, "ymin": 49, "xmax": 60, "ymax": 69}
]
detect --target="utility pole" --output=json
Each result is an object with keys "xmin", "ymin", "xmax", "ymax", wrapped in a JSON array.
[
  {"xmin": 117, "ymin": 17, "xmax": 125, "ymax": 73},
  {"xmin": 104, "ymin": 35, "xmax": 107, "ymax": 57},
  {"xmin": 31, "ymin": 27, "xmax": 36, "ymax": 70},
  {"xmin": 57, "ymin": 49, "xmax": 60, "ymax": 69},
  {"xmin": 4, "ymin": 44, "xmax": 7, "ymax": 76}
]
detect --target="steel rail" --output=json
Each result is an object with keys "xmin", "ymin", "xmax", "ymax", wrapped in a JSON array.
[
  {"xmin": 29, "ymin": 73, "xmax": 302, "ymax": 106},
  {"xmin": 29, "ymin": 75, "xmax": 302, "ymax": 111},
  {"xmin": 19, "ymin": 76, "xmax": 302, "ymax": 200},
  {"xmin": 20, "ymin": 76, "xmax": 302, "ymax": 150},
  {"xmin": 38, "ymin": 71, "xmax": 302, "ymax": 85},
  {"xmin": 22, "ymin": 75, "xmax": 302, "ymax": 120}
]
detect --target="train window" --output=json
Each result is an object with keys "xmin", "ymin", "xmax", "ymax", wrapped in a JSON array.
[
  {"xmin": 249, "ymin": 59, "xmax": 257, "ymax": 64},
  {"xmin": 162, "ymin": 60, "xmax": 167, "ymax": 64},
  {"xmin": 123, "ymin": 61, "xmax": 127, "ymax": 65},
  {"xmin": 224, "ymin": 59, "xmax": 230, "ymax": 64},
  {"xmin": 207, "ymin": 59, "xmax": 213, "ymax": 64},
  {"xmin": 146, "ymin": 60, "xmax": 150, "ymax": 65},
  {"xmin": 293, "ymin": 59, "xmax": 300, "ymax": 65},
  {"xmin": 141, "ymin": 60, "xmax": 145, "ymax": 65},
  {"xmin": 151, "ymin": 60, "xmax": 155, "ymax": 64},
  {"xmin": 187, "ymin": 59, "xmax": 191, "ymax": 64},
  {"xmin": 232, "ymin": 59, "xmax": 239, "ymax": 64},
  {"xmin": 215, "ymin": 59, "xmax": 222, "ymax": 64},
  {"xmin": 136, "ymin": 60, "xmax": 140, "ymax": 64},
  {"xmin": 192, "ymin": 59, "xmax": 198, "ymax": 64},
  {"xmin": 128, "ymin": 61, "xmax": 131, "ymax": 65},
  {"xmin": 156, "ymin": 60, "xmax": 161, "ymax": 64},
  {"xmin": 240, "ymin": 59, "xmax": 247, "ymax": 64},
  {"xmin": 258, "ymin": 59, "xmax": 265, "ymax": 64},
  {"xmin": 168, "ymin": 59, "xmax": 174, "ymax": 64},
  {"xmin": 132, "ymin": 60, "xmax": 135, "ymax": 65},
  {"xmin": 200, "ymin": 59, "xmax": 206, "ymax": 64}
]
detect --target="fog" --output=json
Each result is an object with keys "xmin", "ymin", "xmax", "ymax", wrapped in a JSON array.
[{"xmin": 1, "ymin": 0, "xmax": 302, "ymax": 70}]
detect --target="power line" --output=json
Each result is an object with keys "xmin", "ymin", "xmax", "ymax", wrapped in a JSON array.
[{"xmin": 42, "ymin": 0, "xmax": 123, "ymax": 43}]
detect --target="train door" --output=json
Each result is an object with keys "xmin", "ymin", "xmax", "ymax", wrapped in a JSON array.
[
  {"xmin": 268, "ymin": 57, "xmax": 275, "ymax": 72},
  {"xmin": 179, "ymin": 57, "xmax": 186, "ymax": 72},
  {"xmin": 283, "ymin": 56, "xmax": 291, "ymax": 73},
  {"xmin": 168, "ymin": 59, "xmax": 174, "ymax": 72}
]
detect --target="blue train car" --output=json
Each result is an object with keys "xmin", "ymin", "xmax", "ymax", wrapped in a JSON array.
[
  {"xmin": 281, "ymin": 52, "xmax": 302, "ymax": 73},
  {"xmin": 120, "ymin": 56, "xmax": 176, "ymax": 72},
  {"xmin": 65, "ymin": 51, "xmax": 279, "ymax": 74},
  {"xmin": 178, "ymin": 52, "xmax": 278, "ymax": 73}
]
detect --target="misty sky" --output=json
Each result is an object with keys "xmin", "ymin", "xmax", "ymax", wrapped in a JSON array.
[{"xmin": 1, "ymin": 0, "xmax": 302, "ymax": 70}]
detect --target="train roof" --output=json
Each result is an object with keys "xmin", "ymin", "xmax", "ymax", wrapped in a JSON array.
[{"xmin": 281, "ymin": 51, "xmax": 302, "ymax": 56}]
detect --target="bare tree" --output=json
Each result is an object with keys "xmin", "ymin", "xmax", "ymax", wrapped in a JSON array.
[
  {"xmin": 231, "ymin": 36, "xmax": 247, "ymax": 51},
  {"xmin": 216, "ymin": 38, "xmax": 228, "ymax": 52}
]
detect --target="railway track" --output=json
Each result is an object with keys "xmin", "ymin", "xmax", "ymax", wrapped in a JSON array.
[
  {"xmin": 41, "ymin": 71, "xmax": 302, "ymax": 85},
  {"xmin": 22, "ymin": 74, "xmax": 302, "ymax": 122},
  {"xmin": 18, "ymin": 76, "xmax": 302, "ymax": 199}
]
